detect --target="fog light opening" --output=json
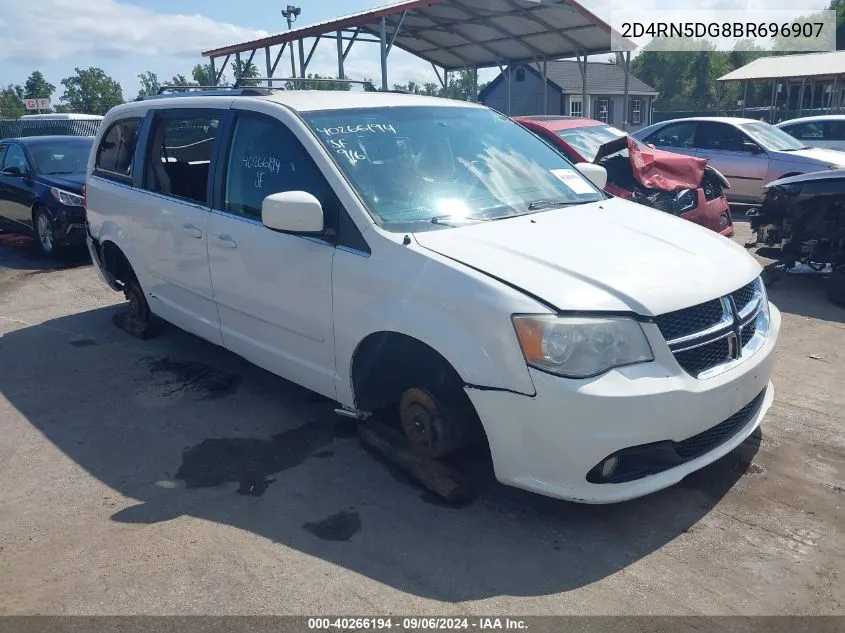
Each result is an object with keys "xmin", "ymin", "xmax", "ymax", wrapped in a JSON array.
[
  {"xmin": 719, "ymin": 213, "xmax": 730, "ymax": 229},
  {"xmin": 601, "ymin": 456, "xmax": 619, "ymax": 479}
]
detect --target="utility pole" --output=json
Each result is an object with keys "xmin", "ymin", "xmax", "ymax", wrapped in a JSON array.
[{"xmin": 282, "ymin": 4, "xmax": 301, "ymax": 87}]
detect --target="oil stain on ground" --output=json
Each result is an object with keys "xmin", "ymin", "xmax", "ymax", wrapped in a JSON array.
[
  {"xmin": 144, "ymin": 356, "xmax": 241, "ymax": 400},
  {"xmin": 303, "ymin": 510, "xmax": 361, "ymax": 541},
  {"xmin": 175, "ymin": 420, "xmax": 357, "ymax": 496}
]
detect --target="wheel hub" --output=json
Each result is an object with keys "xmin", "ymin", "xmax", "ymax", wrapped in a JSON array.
[
  {"xmin": 37, "ymin": 214, "xmax": 52, "ymax": 252},
  {"xmin": 399, "ymin": 388, "xmax": 439, "ymax": 455}
]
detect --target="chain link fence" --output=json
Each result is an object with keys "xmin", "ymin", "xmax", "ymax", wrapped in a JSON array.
[{"xmin": 0, "ymin": 119, "xmax": 102, "ymax": 140}]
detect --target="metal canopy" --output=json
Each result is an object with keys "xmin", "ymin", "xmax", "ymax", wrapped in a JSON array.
[
  {"xmin": 202, "ymin": 0, "xmax": 630, "ymax": 71},
  {"xmin": 718, "ymin": 52, "xmax": 845, "ymax": 83}
]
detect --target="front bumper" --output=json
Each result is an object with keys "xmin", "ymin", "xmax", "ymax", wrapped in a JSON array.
[{"xmin": 466, "ymin": 303, "xmax": 781, "ymax": 504}]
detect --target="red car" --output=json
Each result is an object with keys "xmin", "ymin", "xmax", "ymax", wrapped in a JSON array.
[{"xmin": 514, "ymin": 116, "xmax": 734, "ymax": 236}]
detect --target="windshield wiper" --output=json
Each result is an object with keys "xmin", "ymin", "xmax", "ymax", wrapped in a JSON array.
[
  {"xmin": 527, "ymin": 198, "xmax": 583, "ymax": 210},
  {"xmin": 780, "ymin": 147, "xmax": 810, "ymax": 152}
]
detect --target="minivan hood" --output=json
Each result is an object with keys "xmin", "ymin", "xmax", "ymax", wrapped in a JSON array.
[
  {"xmin": 781, "ymin": 146, "xmax": 845, "ymax": 166},
  {"xmin": 413, "ymin": 197, "xmax": 760, "ymax": 316}
]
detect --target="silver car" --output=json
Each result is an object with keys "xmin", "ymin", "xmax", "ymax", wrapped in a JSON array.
[
  {"xmin": 776, "ymin": 115, "xmax": 845, "ymax": 152},
  {"xmin": 633, "ymin": 117, "xmax": 845, "ymax": 204}
]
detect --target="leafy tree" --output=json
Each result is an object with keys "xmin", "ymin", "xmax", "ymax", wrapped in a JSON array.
[
  {"xmin": 422, "ymin": 82, "xmax": 440, "ymax": 96},
  {"xmin": 0, "ymin": 84, "xmax": 25, "ymax": 119},
  {"xmin": 169, "ymin": 74, "xmax": 191, "ymax": 87},
  {"xmin": 60, "ymin": 67, "xmax": 123, "ymax": 115},
  {"xmin": 232, "ymin": 60, "xmax": 260, "ymax": 86},
  {"xmin": 192, "ymin": 63, "xmax": 227, "ymax": 87},
  {"xmin": 24, "ymin": 71, "xmax": 55, "ymax": 102},
  {"xmin": 137, "ymin": 71, "xmax": 161, "ymax": 98}
]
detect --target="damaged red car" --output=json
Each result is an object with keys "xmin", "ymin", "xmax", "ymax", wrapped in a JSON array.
[{"xmin": 514, "ymin": 116, "xmax": 734, "ymax": 236}]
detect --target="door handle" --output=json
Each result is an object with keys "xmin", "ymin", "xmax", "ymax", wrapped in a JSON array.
[
  {"xmin": 181, "ymin": 223, "xmax": 203, "ymax": 239},
  {"xmin": 212, "ymin": 234, "xmax": 238, "ymax": 249}
]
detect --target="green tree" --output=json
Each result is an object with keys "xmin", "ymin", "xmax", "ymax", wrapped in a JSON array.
[
  {"xmin": 232, "ymin": 60, "xmax": 260, "ymax": 86},
  {"xmin": 60, "ymin": 67, "xmax": 123, "ymax": 115},
  {"xmin": 137, "ymin": 71, "xmax": 161, "ymax": 98},
  {"xmin": 422, "ymin": 82, "xmax": 440, "ymax": 96},
  {"xmin": 23, "ymin": 71, "xmax": 55, "ymax": 102},
  {"xmin": 0, "ymin": 84, "xmax": 25, "ymax": 119},
  {"xmin": 192, "ymin": 63, "xmax": 227, "ymax": 86},
  {"xmin": 169, "ymin": 74, "xmax": 191, "ymax": 87}
]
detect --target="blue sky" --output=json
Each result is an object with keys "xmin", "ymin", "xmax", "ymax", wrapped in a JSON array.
[{"xmin": 0, "ymin": 0, "xmax": 828, "ymax": 104}]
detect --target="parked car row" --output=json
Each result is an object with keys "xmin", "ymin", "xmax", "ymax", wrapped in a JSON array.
[
  {"xmin": 633, "ymin": 117, "xmax": 845, "ymax": 205},
  {"xmin": 515, "ymin": 116, "xmax": 734, "ymax": 235}
]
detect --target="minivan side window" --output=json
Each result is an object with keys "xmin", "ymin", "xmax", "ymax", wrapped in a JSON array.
[
  {"xmin": 223, "ymin": 114, "xmax": 339, "ymax": 231},
  {"xmin": 143, "ymin": 115, "xmax": 221, "ymax": 205},
  {"xmin": 95, "ymin": 118, "xmax": 141, "ymax": 181}
]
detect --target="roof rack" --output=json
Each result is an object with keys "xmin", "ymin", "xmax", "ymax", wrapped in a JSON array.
[
  {"xmin": 233, "ymin": 77, "xmax": 377, "ymax": 91},
  {"xmin": 137, "ymin": 78, "xmax": 406, "ymax": 102}
]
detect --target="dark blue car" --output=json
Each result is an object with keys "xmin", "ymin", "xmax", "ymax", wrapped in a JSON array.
[{"xmin": 0, "ymin": 135, "xmax": 93, "ymax": 256}]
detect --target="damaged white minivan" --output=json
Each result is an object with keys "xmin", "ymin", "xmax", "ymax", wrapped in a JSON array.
[{"xmin": 85, "ymin": 89, "xmax": 780, "ymax": 503}]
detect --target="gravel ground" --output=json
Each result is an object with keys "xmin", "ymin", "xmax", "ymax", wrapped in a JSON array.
[{"xmin": 0, "ymin": 221, "xmax": 842, "ymax": 616}]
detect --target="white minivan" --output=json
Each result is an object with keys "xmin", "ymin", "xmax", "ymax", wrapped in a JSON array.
[{"xmin": 85, "ymin": 89, "xmax": 780, "ymax": 504}]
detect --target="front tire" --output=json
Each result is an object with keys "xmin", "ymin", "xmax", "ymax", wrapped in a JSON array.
[{"xmin": 34, "ymin": 207, "xmax": 57, "ymax": 257}]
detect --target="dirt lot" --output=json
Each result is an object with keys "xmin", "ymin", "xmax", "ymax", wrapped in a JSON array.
[{"xmin": 0, "ymin": 221, "xmax": 843, "ymax": 616}]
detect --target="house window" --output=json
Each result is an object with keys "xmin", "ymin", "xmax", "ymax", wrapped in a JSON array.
[
  {"xmin": 570, "ymin": 96, "xmax": 583, "ymax": 117},
  {"xmin": 598, "ymin": 99, "xmax": 609, "ymax": 123},
  {"xmin": 632, "ymin": 99, "xmax": 642, "ymax": 125},
  {"xmin": 515, "ymin": 68, "xmax": 526, "ymax": 82}
]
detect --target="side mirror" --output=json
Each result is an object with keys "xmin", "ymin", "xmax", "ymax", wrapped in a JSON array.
[
  {"xmin": 1, "ymin": 166, "xmax": 23, "ymax": 177},
  {"xmin": 261, "ymin": 191, "xmax": 324, "ymax": 233},
  {"xmin": 743, "ymin": 142, "xmax": 762, "ymax": 154},
  {"xmin": 646, "ymin": 143, "xmax": 656, "ymax": 149},
  {"xmin": 574, "ymin": 162, "xmax": 608, "ymax": 190}
]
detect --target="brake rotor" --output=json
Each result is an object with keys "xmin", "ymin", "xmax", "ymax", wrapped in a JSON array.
[{"xmin": 399, "ymin": 388, "xmax": 439, "ymax": 456}]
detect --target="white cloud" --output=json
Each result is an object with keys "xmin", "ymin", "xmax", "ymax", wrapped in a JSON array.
[{"xmin": 0, "ymin": 0, "xmax": 268, "ymax": 64}]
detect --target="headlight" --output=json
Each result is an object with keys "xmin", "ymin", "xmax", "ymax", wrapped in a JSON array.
[
  {"xmin": 50, "ymin": 187, "xmax": 84, "ymax": 207},
  {"xmin": 672, "ymin": 188, "xmax": 698, "ymax": 215},
  {"xmin": 512, "ymin": 315, "xmax": 654, "ymax": 378}
]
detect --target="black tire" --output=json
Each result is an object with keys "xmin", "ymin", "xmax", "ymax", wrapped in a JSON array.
[
  {"xmin": 827, "ymin": 268, "xmax": 845, "ymax": 307},
  {"xmin": 33, "ymin": 207, "xmax": 59, "ymax": 258}
]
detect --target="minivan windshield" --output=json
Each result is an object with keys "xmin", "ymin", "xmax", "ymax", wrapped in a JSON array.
[
  {"xmin": 303, "ymin": 106, "xmax": 604, "ymax": 231},
  {"xmin": 740, "ymin": 121, "xmax": 808, "ymax": 151}
]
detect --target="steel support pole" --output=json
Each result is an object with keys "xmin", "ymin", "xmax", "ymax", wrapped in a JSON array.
[
  {"xmin": 742, "ymin": 80, "xmax": 747, "ymax": 117},
  {"xmin": 337, "ymin": 31, "xmax": 344, "ymax": 79},
  {"xmin": 623, "ymin": 50, "xmax": 630, "ymax": 131},
  {"xmin": 210, "ymin": 57, "xmax": 217, "ymax": 86},
  {"xmin": 235, "ymin": 52, "xmax": 242, "ymax": 82},
  {"xmin": 265, "ymin": 47, "xmax": 272, "ymax": 87},
  {"xmin": 580, "ymin": 54, "xmax": 587, "ymax": 117},
  {"xmin": 785, "ymin": 81, "xmax": 792, "ymax": 120},
  {"xmin": 832, "ymin": 76, "xmax": 839, "ymax": 113},
  {"xmin": 289, "ymin": 39, "xmax": 297, "ymax": 86},
  {"xmin": 542, "ymin": 60, "xmax": 548, "ymax": 114},
  {"xmin": 798, "ymin": 79, "xmax": 805, "ymax": 116},
  {"xmin": 770, "ymin": 78, "xmax": 777, "ymax": 123},
  {"xmin": 380, "ymin": 17, "xmax": 388, "ymax": 91},
  {"xmin": 298, "ymin": 39, "xmax": 306, "ymax": 87}
]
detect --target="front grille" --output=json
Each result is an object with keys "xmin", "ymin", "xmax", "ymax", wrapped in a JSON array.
[
  {"xmin": 675, "ymin": 389, "xmax": 766, "ymax": 459},
  {"xmin": 674, "ymin": 338, "xmax": 731, "ymax": 376},
  {"xmin": 741, "ymin": 319, "xmax": 757, "ymax": 347},
  {"xmin": 654, "ymin": 299, "xmax": 723, "ymax": 341},
  {"xmin": 653, "ymin": 278, "xmax": 765, "ymax": 378},
  {"xmin": 732, "ymin": 282, "xmax": 756, "ymax": 313}
]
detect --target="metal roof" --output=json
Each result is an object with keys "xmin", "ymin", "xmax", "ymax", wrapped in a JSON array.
[
  {"xmin": 202, "ymin": 0, "xmax": 633, "ymax": 71},
  {"xmin": 718, "ymin": 51, "xmax": 845, "ymax": 82}
]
